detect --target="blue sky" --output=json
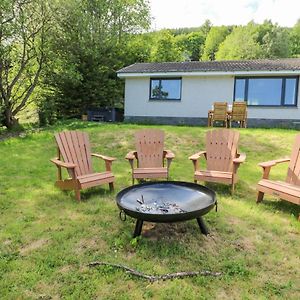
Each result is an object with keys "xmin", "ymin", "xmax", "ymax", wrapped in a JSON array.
[{"xmin": 149, "ymin": 0, "xmax": 299, "ymax": 29}]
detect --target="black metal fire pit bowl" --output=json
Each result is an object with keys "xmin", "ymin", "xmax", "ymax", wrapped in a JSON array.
[{"xmin": 116, "ymin": 181, "xmax": 217, "ymax": 237}]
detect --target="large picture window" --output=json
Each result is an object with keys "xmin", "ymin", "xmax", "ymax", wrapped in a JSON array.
[
  {"xmin": 234, "ymin": 77, "xmax": 298, "ymax": 106},
  {"xmin": 150, "ymin": 78, "xmax": 181, "ymax": 100}
]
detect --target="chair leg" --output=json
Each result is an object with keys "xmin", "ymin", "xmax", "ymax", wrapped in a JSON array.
[
  {"xmin": 257, "ymin": 191, "xmax": 264, "ymax": 203},
  {"xmin": 109, "ymin": 182, "xmax": 114, "ymax": 191},
  {"xmin": 194, "ymin": 179, "xmax": 197, "ymax": 184},
  {"xmin": 75, "ymin": 188, "xmax": 81, "ymax": 202},
  {"xmin": 231, "ymin": 183, "xmax": 235, "ymax": 195},
  {"xmin": 132, "ymin": 177, "xmax": 135, "ymax": 185}
]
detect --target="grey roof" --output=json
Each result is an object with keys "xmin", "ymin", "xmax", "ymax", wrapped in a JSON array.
[{"xmin": 117, "ymin": 58, "xmax": 300, "ymax": 74}]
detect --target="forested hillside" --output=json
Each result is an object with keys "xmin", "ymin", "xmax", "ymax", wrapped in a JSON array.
[{"xmin": 1, "ymin": 0, "xmax": 300, "ymax": 129}]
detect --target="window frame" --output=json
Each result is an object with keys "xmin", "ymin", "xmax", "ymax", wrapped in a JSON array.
[
  {"xmin": 233, "ymin": 76, "xmax": 299, "ymax": 107},
  {"xmin": 149, "ymin": 77, "xmax": 182, "ymax": 101}
]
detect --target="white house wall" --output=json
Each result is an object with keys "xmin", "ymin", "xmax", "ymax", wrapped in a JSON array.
[
  {"xmin": 124, "ymin": 75, "xmax": 300, "ymax": 120},
  {"xmin": 247, "ymin": 106, "xmax": 300, "ymax": 119},
  {"xmin": 124, "ymin": 76, "xmax": 234, "ymax": 118}
]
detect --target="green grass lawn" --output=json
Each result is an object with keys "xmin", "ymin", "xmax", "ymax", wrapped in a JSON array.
[{"xmin": 0, "ymin": 121, "xmax": 299, "ymax": 299}]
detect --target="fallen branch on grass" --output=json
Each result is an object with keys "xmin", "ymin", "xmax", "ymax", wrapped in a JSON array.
[{"xmin": 88, "ymin": 261, "xmax": 222, "ymax": 282}]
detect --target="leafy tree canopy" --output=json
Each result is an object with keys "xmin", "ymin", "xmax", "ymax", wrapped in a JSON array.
[
  {"xmin": 202, "ymin": 26, "xmax": 231, "ymax": 61},
  {"xmin": 216, "ymin": 23, "xmax": 262, "ymax": 60},
  {"xmin": 289, "ymin": 19, "xmax": 300, "ymax": 57},
  {"xmin": 150, "ymin": 30, "xmax": 182, "ymax": 62}
]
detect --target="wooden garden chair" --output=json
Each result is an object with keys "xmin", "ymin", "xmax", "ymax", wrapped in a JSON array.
[
  {"xmin": 189, "ymin": 129, "xmax": 246, "ymax": 194},
  {"xmin": 125, "ymin": 129, "xmax": 175, "ymax": 184},
  {"xmin": 208, "ymin": 102, "xmax": 228, "ymax": 127},
  {"xmin": 50, "ymin": 130, "xmax": 116, "ymax": 201},
  {"xmin": 257, "ymin": 134, "xmax": 300, "ymax": 219},
  {"xmin": 228, "ymin": 102, "xmax": 247, "ymax": 128}
]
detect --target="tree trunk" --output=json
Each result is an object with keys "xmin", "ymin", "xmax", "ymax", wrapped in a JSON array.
[{"xmin": 3, "ymin": 108, "xmax": 20, "ymax": 130}]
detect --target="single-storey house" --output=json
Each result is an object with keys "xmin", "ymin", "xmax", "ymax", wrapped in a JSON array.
[{"xmin": 117, "ymin": 58, "xmax": 300, "ymax": 127}]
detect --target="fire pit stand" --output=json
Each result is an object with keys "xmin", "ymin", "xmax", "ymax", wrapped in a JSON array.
[
  {"xmin": 116, "ymin": 181, "xmax": 217, "ymax": 238},
  {"xmin": 133, "ymin": 216, "xmax": 209, "ymax": 237}
]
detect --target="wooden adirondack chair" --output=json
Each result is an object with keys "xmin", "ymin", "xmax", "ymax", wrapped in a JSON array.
[
  {"xmin": 228, "ymin": 102, "xmax": 247, "ymax": 128},
  {"xmin": 257, "ymin": 134, "xmax": 300, "ymax": 219},
  {"xmin": 189, "ymin": 129, "xmax": 246, "ymax": 194},
  {"xmin": 50, "ymin": 131, "xmax": 116, "ymax": 201},
  {"xmin": 125, "ymin": 129, "xmax": 175, "ymax": 184},
  {"xmin": 209, "ymin": 102, "xmax": 228, "ymax": 128}
]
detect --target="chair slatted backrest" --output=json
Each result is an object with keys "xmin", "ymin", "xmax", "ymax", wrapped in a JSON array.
[
  {"xmin": 55, "ymin": 131, "xmax": 93, "ymax": 176},
  {"xmin": 135, "ymin": 129, "xmax": 165, "ymax": 168},
  {"xmin": 231, "ymin": 102, "xmax": 247, "ymax": 121},
  {"xmin": 205, "ymin": 129, "xmax": 240, "ymax": 172},
  {"xmin": 212, "ymin": 102, "xmax": 228, "ymax": 121},
  {"xmin": 286, "ymin": 134, "xmax": 300, "ymax": 185}
]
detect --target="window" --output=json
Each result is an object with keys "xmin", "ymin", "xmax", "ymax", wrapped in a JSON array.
[
  {"xmin": 234, "ymin": 77, "xmax": 298, "ymax": 106},
  {"xmin": 234, "ymin": 78, "xmax": 246, "ymax": 101},
  {"xmin": 150, "ymin": 78, "xmax": 181, "ymax": 100}
]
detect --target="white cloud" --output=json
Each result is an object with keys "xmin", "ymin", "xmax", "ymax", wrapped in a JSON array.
[{"xmin": 149, "ymin": 0, "xmax": 300, "ymax": 30}]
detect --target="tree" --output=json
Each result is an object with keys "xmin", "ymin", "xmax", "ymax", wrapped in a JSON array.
[
  {"xmin": 216, "ymin": 24, "xmax": 262, "ymax": 60},
  {"xmin": 256, "ymin": 20, "xmax": 290, "ymax": 58},
  {"xmin": 0, "ymin": 0, "xmax": 52, "ymax": 129},
  {"xmin": 175, "ymin": 32, "xmax": 205, "ymax": 61},
  {"xmin": 124, "ymin": 33, "xmax": 153, "ymax": 63},
  {"xmin": 150, "ymin": 30, "xmax": 182, "ymax": 62},
  {"xmin": 202, "ymin": 26, "xmax": 231, "ymax": 61},
  {"xmin": 39, "ymin": 0, "xmax": 151, "ymax": 121},
  {"xmin": 289, "ymin": 19, "xmax": 300, "ymax": 57},
  {"xmin": 200, "ymin": 19, "xmax": 212, "ymax": 37}
]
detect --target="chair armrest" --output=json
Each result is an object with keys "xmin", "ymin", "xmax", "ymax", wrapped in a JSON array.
[
  {"xmin": 164, "ymin": 150, "xmax": 175, "ymax": 159},
  {"xmin": 163, "ymin": 150, "xmax": 174, "ymax": 170},
  {"xmin": 233, "ymin": 153, "xmax": 246, "ymax": 164},
  {"xmin": 91, "ymin": 153, "xmax": 116, "ymax": 162},
  {"xmin": 258, "ymin": 158, "xmax": 290, "ymax": 168},
  {"xmin": 189, "ymin": 151, "xmax": 206, "ymax": 161},
  {"xmin": 189, "ymin": 151, "xmax": 206, "ymax": 172},
  {"xmin": 125, "ymin": 151, "xmax": 137, "ymax": 160},
  {"xmin": 91, "ymin": 153, "xmax": 116, "ymax": 172},
  {"xmin": 50, "ymin": 158, "xmax": 76, "ymax": 169},
  {"xmin": 258, "ymin": 158, "xmax": 290, "ymax": 180}
]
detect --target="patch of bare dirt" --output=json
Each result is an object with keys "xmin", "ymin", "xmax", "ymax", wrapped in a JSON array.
[
  {"xmin": 227, "ymin": 216, "xmax": 242, "ymax": 225},
  {"xmin": 65, "ymin": 210, "xmax": 84, "ymax": 221},
  {"xmin": 58, "ymin": 265, "xmax": 74, "ymax": 274},
  {"xmin": 142, "ymin": 223, "xmax": 189, "ymax": 241},
  {"xmin": 20, "ymin": 238, "xmax": 49, "ymax": 256},
  {"xmin": 75, "ymin": 237, "xmax": 108, "ymax": 254},
  {"xmin": 200, "ymin": 232, "xmax": 223, "ymax": 253},
  {"xmin": 288, "ymin": 230, "xmax": 299, "ymax": 238},
  {"xmin": 32, "ymin": 281, "xmax": 61, "ymax": 300},
  {"xmin": 233, "ymin": 238, "xmax": 255, "ymax": 252}
]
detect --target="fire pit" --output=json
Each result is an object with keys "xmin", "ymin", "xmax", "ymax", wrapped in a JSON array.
[{"xmin": 116, "ymin": 181, "xmax": 217, "ymax": 237}]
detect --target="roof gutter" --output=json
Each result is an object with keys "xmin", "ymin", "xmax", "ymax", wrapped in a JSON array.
[{"xmin": 117, "ymin": 70, "xmax": 300, "ymax": 78}]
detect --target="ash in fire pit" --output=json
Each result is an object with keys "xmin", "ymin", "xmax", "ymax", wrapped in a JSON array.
[
  {"xmin": 136, "ymin": 196, "xmax": 186, "ymax": 214},
  {"xmin": 116, "ymin": 181, "xmax": 217, "ymax": 237}
]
